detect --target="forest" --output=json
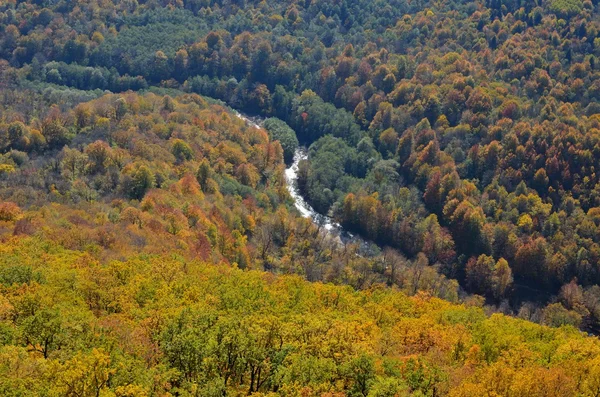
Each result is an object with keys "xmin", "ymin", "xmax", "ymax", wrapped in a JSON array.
[{"xmin": 2, "ymin": 0, "xmax": 600, "ymax": 394}]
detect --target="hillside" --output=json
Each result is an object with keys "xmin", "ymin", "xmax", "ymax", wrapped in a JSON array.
[
  {"xmin": 2, "ymin": 0, "xmax": 600, "ymax": 394},
  {"xmin": 0, "ymin": 90, "xmax": 594, "ymax": 396},
  {"xmin": 4, "ymin": 0, "xmax": 600, "ymax": 324},
  {"xmin": 1, "ymin": 237, "xmax": 599, "ymax": 396},
  {"xmin": 0, "ymin": 91, "xmax": 457, "ymax": 295}
]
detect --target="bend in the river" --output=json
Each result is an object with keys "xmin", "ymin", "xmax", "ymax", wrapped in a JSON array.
[{"xmin": 235, "ymin": 110, "xmax": 363, "ymax": 248}]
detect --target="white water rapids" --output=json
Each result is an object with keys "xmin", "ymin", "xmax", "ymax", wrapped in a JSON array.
[
  {"xmin": 235, "ymin": 111, "xmax": 360, "ymax": 244},
  {"xmin": 283, "ymin": 148, "xmax": 342, "ymax": 232}
]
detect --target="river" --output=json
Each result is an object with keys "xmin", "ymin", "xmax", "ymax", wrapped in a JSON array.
[
  {"xmin": 284, "ymin": 147, "xmax": 345, "ymax": 233},
  {"xmin": 235, "ymin": 111, "xmax": 363, "ymax": 247},
  {"xmin": 237, "ymin": 110, "xmax": 564, "ymax": 313}
]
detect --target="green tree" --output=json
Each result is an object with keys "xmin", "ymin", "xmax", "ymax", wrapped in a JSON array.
[
  {"xmin": 263, "ymin": 118, "xmax": 298, "ymax": 164},
  {"xmin": 60, "ymin": 147, "xmax": 88, "ymax": 181},
  {"xmin": 196, "ymin": 159, "xmax": 212, "ymax": 191},
  {"xmin": 172, "ymin": 139, "xmax": 194, "ymax": 162},
  {"xmin": 127, "ymin": 165, "xmax": 155, "ymax": 200}
]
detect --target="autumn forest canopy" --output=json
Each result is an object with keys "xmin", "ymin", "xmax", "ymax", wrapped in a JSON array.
[{"xmin": 3, "ymin": 0, "xmax": 600, "ymax": 395}]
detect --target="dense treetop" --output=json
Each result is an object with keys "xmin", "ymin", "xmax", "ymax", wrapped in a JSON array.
[
  {"xmin": 0, "ymin": 236, "xmax": 599, "ymax": 396},
  {"xmin": 3, "ymin": 0, "xmax": 600, "ymax": 393}
]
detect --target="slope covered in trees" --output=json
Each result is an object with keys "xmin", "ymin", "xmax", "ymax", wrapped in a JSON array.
[
  {"xmin": 2, "ymin": 236, "xmax": 600, "ymax": 396},
  {"xmin": 0, "ymin": 90, "xmax": 466, "ymax": 394},
  {"xmin": 0, "ymin": 90, "xmax": 458, "ymax": 297},
  {"xmin": 2, "ymin": 0, "xmax": 600, "ymax": 392},
  {"xmin": 0, "ymin": 90, "xmax": 594, "ymax": 396},
  {"xmin": 5, "ymin": 0, "xmax": 600, "ymax": 322}
]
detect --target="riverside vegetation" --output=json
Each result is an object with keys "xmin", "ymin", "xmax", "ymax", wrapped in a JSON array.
[{"xmin": 2, "ymin": 0, "xmax": 600, "ymax": 395}]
